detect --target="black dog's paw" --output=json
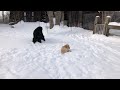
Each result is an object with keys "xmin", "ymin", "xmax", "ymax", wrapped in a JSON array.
[
  {"xmin": 43, "ymin": 38, "xmax": 45, "ymax": 41},
  {"xmin": 32, "ymin": 38, "xmax": 36, "ymax": 44},
  {"xmin": 44, "ymin": 38, "xmax": 45, "ymax": 41},
  {"xmin": 38, "ymin": 39, "xmax": 42, "ymax": 43}
]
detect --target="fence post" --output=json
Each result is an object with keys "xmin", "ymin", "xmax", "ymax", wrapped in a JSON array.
[
  {"xmin": 104, "ymin": 16, "xmax": 111, "ymax": 36},
  {"xmin": 93, "ymin": 16, "xmax": 100, "ymax": 34}
]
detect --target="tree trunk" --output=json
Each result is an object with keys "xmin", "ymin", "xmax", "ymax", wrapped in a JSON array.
[
  {"xmin": 60, "ymin": 11, "xmax": 64, "ymax": 25},
  {"xmin": 47, "ymin": 11, "xmax": 54, "ymax": 29},
  {"xmin": 2, "ymin": 11, "xmax": 4, "ymax": 22},
  {"xmin": 54, "ymin": 11, "xmax": 61, "ymax": 25},
  {"xmin": 64, "ymin": 11, "xmax": 68, "ymax": 26},
  {"xmin": 9, "ymin": 11, "xmax": 15, "ymax": 22}
]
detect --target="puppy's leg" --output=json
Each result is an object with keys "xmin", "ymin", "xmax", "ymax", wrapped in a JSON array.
[{"xmin": 68, "ymin": 50, "xmax": 71, "ymax": 52}]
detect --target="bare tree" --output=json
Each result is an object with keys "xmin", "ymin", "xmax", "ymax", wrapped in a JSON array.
[
  {"xmin": 4, "ymin": 11, "xmax": 10, "ymax": 23},
  {"xmin": 54, "ymin": 11, "xmax": 62, "ymax": 25},
  {"xmin": 47, "ymin": 11, "xmax": 54, "ymax": 29},
  {"xmin": 2, "ymin": 11, "xmax": 4, "ymax": 22},
  {"xmin": 67, "ymin": 11, "xmax": 82, "ymax": 27}
]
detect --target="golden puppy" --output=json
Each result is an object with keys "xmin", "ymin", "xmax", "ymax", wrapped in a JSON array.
[{"xmin": 61, "ymin": 44, "xmax": 71, "ymax": 54}]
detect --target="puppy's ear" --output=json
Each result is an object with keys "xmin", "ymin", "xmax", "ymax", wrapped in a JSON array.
[
  {"xmin": 64, "ymin": 45, "xmax": 68, "ymax": 48},
  {"xmin": 66, "ymin": 44, "xmax": 69, "ymax": 47}
]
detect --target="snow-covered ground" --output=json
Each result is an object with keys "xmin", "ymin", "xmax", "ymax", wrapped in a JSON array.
[{"xmin": 0, "ymin": 21, "xmax": 120, "ymax": 79}]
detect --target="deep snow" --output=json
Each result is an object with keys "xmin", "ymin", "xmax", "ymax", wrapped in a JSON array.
[{"xmin": 0, "ymin": 21, "xmax": 120, "ymax": 79}]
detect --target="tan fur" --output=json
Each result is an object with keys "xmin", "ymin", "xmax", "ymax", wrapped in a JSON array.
[{"xmin": 61, "ymin": 44, "xmax": 71, "ymax": 54}]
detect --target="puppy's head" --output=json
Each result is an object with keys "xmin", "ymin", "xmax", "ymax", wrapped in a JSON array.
[{"xmin": 64, "ymin": 44, "xmax": 70, "ymax": 49}]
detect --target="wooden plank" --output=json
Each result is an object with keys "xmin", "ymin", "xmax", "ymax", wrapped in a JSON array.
[{"xmin": 108, "ymin": 25, "xmax": 120, "ymax": 30}]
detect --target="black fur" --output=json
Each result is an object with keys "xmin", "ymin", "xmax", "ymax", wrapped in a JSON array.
[{"xmin": 32, "ymin": 26, "xmax": 45, "ymax": 44}]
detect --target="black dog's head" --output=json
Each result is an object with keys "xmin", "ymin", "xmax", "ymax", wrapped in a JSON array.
[
  {"xmin": 37, "ymin": 26, "xmax": 43, "ymax": 30},
  {"xmin": 36, "ymin": 26, "xmax": 43, "ymax": 33}
]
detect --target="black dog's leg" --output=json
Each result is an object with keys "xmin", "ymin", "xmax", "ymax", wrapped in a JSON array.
[
  {"xmin": 42, "ymin": 37, "xmax": 45, "ymax": 41},
  {"xmin": 37, "ymin": 36, "xmax": 41, "ymax": 43},
  {"xmin": 32, "ymin": 38, "xmax": 36, "ymax": 44},
  {"xmin": 41, "ymin": 35, "xmax": 45, "ymax": 41},
  {"xmin": 38, "ymin": 39, "xmax": 41, "ymax": 43}
]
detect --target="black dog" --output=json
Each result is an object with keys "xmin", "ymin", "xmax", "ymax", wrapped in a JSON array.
[{"xmin": 32, "ymin": 26, "xmax": 45, "ymax": 43}]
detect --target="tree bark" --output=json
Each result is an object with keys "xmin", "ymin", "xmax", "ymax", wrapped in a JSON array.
[
  {"xmin": 47, "ymin": 11, "xmax": 54, "ymax": 29},
  {"xmin": 61, "ymin": 11, "xmax": 64, "ymax": 25},
  {"xmin": 54, "ymin": 11, "xmax": 61, "ymax": 25},
  {"xmin": 2, "ymin": 11, "xmax": 4, "ymax": 22}
]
